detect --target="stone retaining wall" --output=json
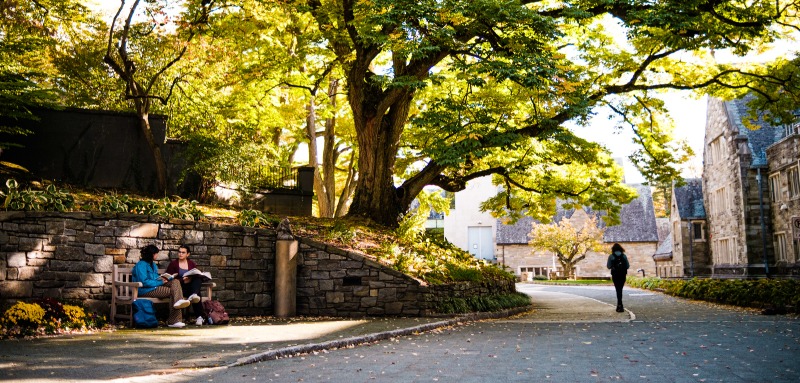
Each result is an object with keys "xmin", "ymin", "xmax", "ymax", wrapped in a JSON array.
[{"xmin": 0, "ymin": 212, "xmax": 516, "ymax": 318}]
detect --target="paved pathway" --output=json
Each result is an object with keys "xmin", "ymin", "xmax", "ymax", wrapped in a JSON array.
[
  {"xmin": 188, "ymin": 284, "xmax": 800, "ymax": 383},
  {"xmin": 2, "ymin": 284, "xmax": 798, "ymax": 382}
]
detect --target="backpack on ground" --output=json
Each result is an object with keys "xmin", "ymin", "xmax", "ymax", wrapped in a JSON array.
[
  {"xmin": 132, "ymin": 299, "xmax": 158, "ymax": 328},
  {"xmin": 202, "ymin": 300, "xmax": 229, "ymax": 325}
]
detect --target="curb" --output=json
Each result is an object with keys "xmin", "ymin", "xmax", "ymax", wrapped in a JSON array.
[{"xmin": 228, "ymin": 306, "xmax": 532, "ymax": 367}]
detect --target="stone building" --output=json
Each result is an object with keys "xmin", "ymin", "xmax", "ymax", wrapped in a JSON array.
[
  {"xmin": 703, "ymin": 96, "xmax": 800, "ymax": 277},
  {"xmin": 765, "ymin": 116, "xmax": 800, "ymax": 276},
  {"xmin": 496, "ymin": 184, "xmax": 659, "ymax": 279},
  {"xmin": 654, "ymin": 179, "xmax": 710, "ymax": 278}
]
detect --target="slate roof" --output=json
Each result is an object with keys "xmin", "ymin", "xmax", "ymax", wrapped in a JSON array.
[
  {"xmin": 653, "ymin": 234, "xmax": 673, "ymax": 259},
  {"xmin": 724, "ymin": 96, "xmax": 786, "ymax": 166},
  {"xmin": 496, "ymin": 184, "xmax": 659, "ymax": 244},
  {"xmin": 673, "ymin": 178, "xmax": 706, "ymax": 219}
]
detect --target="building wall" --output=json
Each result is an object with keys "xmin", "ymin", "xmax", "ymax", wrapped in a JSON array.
[
  {"xmin": 703, "ymin": 99, "xmax": 755, "ymax": 277},
  {"xmin": 767, "ymin": 133, "xmax": 800, "ymax": 276},
  {"xmin": 499, "ymin": 242, "xmax": 656, "ymax": 279},
  {"xmin": 443, "ymin": 177, "xmax": 497, "ymax": 259}
]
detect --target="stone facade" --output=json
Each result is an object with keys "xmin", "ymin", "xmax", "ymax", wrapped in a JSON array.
[
  {"xmin": 703, "ymin": 97, "xmax": 786, "ymax": 277},
  {"xmin": 496, "ymin": 184, "xmax": 659, "ymax": 279},
  {"xmin": 500, "ymin": 241, "xmax": 656, "ymax": 279},
  {"xmin": 766, "ymin": 132, "xmax": 800, "ymax": 276},
  {"xmin": 656, "ymin": 179, "xmax": 710, "ymax": 278},
  {"xmin": 0, "ymin": 212, "xmax": 515, "ymax": 318}
]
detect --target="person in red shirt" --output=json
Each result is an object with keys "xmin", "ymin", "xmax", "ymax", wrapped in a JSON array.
[{"xmin": 166, "ymin": 245, "xmax": 206, "ymax": 325}]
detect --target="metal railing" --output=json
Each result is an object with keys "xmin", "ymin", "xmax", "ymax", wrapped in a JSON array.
[{"xmin": 221, "ymin": 164, "xmax": 299, "ymax": 190}]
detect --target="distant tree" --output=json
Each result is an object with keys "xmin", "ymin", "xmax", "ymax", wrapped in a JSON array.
[
  {"xmin": 529, "ymin": 215, "xmax": 605, "ymax": 279},
  {"xmin": 102, "ymin": 0, "xmax": 212, "ymax": 193}
]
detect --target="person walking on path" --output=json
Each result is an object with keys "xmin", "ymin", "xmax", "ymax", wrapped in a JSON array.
[
  {"xmin": 132, "ymin": 244, "xmax": 191, "ymax": 328},
  {"xmin": 607, "ymin": 243, "xmax": 630, "ymax": 312}
]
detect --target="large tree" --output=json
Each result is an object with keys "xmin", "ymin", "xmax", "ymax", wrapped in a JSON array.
[{"xmin": 299, "ymin": 0, "xmax": 797, "ymax": 227}]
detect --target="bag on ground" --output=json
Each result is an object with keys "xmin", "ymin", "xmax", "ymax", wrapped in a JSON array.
[
  {"xmin": 132, "ymin": 299, "xmax": 158, "ymax": 328},
  {"xmin": 202, "ymin": 300, "xmax": 229, "ymax": 325}
]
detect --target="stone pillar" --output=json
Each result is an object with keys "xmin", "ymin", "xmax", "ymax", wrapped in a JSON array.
[{"xmin": 274, "ymin": 218, "xmax": 298, "ymax": 317}]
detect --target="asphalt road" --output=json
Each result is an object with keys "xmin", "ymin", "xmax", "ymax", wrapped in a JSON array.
[{"xmin": 132, "ymin": 284, "xmax": 800, "ymax": 383}]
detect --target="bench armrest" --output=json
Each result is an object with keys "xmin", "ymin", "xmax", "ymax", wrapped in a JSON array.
[{"xmin": 115, "ymin": 281, "xmax": 144, "ymax": 288}]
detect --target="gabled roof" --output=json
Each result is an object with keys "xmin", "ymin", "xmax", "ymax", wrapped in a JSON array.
[
  {"xmin": 673, "ymin": 178, "xmax": 706, "ymax": 219},
  {"xmin": 653, "ymin": 234, "xmax": 673, "ymax": 260},
  {"xmin": 724, "ymin": 96, "xmax": 786, "ymax": 166},
  {"xmin": 496, "ymin": 184, "xmax": 659, "ymax": 244}
]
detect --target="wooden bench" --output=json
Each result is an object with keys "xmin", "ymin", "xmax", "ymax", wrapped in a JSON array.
[{"xmin": 111, "ymin": 264, "xmax": 215, "ymax": 325}]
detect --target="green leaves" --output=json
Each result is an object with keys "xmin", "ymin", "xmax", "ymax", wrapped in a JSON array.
[{"xmin": 0, "ymin": 179, "xmax": 74, "ymax": 212}]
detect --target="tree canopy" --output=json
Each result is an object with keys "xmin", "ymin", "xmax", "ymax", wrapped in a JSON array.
[
  {"xmin": 3, "ymin": 0, "xmax": 798, "ymax": 227},
  {"xmin": 301, "ymin": 0, "xmax": 799, "ymax": 226},
  {"xmin": 529, "ymin": 213, "xmax": 605, "ymax": 279}
]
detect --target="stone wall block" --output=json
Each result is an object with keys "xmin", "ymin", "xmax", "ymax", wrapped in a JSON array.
[
  {"xmin": 94, "ymin": 226, "xmax": 115, "ymax": 237},
  {"xmin": 85, "ymin": 243, "xmax": 105, "ymax": 256},
  {"xmin": 318, "ymin": 279, "xmax": 334, "ymax": 291},
  {"xmin": 0, "ymin": 281, "xmax": 33, "ymax": 297},
  {"xmin": 326, "ymin": 291, "xmax": 344, "ymax": 303},
  {"xmin": 16, "ymin": 266, "xmax": 40, "ymax": 280},
  {"xmin": 233, "ymin": 247, "xmax": 252, "ymax": 259},
  {"xmin": 210, "ymin": 255, "xmax": 227, "ymax": 267},
  {"xmin": 184, "ymin": 230, "xmax": 204, "ymax": 244},
  {"xmin": 94, "ymin": 255, "xmax": 113, "ymax": 272},
  {"xmin": 159, "ymin": 229, "xmax": 184, "ymax": 240},
  {"xmin": 6, "ymin": 267, "xmax": 19, "ymax": 279},
  {"xmin": 19, "ymin": 223, "xmax": 45, "ymax": 233},
  {"xmin": 55, "ymin": 246, "xmax": 92, "ymax": 262},
  {"xmin": 0, "ymin": 231, "xmax": 9, "ymax": 245},
  {"xmin": 18, "ymin": 237, "xmax": 42, "ymax": 251},
  {"xmin": 76, "ymin": 231, "xmax": 95, "ymax": 243},
  {"xmin": 239, "ymin": 260, "xmax": 263, "ymax": 270},
  {"xmin": 254, "ymin": 293, "xmax": 271, "ymax": 308},
  {"xmin": 27, "ymin": 259, "xmax": 48, "ymax": 267},
  {"xmin": 49, "ymin": 260, "xmax": 93, "ymax": 272},
  {"xmin": 46, "ymin": 220, "xmax": 65, "ymax": 235},
  {"xmin": 80, "ymin": 274, "xmax": 105, "ymax": 287},
  {"xmin": 8, "ymin": 252, "xmax": 26, "ymax": 267}
]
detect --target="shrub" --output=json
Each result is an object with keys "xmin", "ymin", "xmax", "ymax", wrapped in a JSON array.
[
  {"xmin": 627, "ymin": 277, "xmax": 800, "ymax": 312},
  {"xmin": 237, "ymin": 209, "xmax": 277, "ymax": 228},
  {"xmin": 1, "ymin": 179, "xmax": 74, "ymax": 211},
  {"xmin": 2, "ymin": 302, "xmax": 45, "ymax": 328},
  {"xmin": 436, "ymin": 292, "xmax": 532, "ymax": 314},
  {"xmin": 1, "ymin": 299, "xmax": 107, "ymax": 339}
]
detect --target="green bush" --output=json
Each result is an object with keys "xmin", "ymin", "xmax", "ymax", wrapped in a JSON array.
[
  {"xmin": 99, "ymin": 194, "xmax": 204, "ymax": 220},
  {"xmin": 436, "ymin": 292, "xmax": 532, "ymax": 314},
  {"xmin": 1, "ymin": 179, "xmax": 74, "ymax": 211},
  {"xmin": 237, "ymin": 209, "xmax": 278, "ymax": 228},
  {"xmin": 627, "ymin": 277, "xmax": 800, "ymax": 312}
]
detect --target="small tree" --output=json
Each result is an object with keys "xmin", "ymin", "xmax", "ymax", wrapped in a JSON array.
[{"xmin": 529, "ymin": 214, "xmax": 605, "ymax": 279}]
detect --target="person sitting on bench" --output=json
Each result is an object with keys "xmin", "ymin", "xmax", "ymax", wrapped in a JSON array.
[{"xmin": 131, "ymin": 244, "xmax": 191, "ymax": 328}]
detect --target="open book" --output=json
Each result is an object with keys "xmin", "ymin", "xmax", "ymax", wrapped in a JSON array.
[
  {"xmin": 184, "ymin": 268, "xmax": 212, "ymax": 281},
  {"xmin": 160, "ymin": 273, "xmax": 177, "ymax": 280}
]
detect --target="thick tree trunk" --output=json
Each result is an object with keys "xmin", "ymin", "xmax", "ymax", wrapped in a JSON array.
[
  {"xmin": 346, "ymin": 90, "xmax": 414, "ymax": 226},
  {"xmin": 135, "ymin": 102, "xmax": 167, "ymax": 194}
]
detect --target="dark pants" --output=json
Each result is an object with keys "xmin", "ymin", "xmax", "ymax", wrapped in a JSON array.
[
  {"xmin": 180, "ymin": 277, "xmax": 204, "ymax": 318},
  {"xmin": 612, "ymin": 272, "xmax": 626, "ymax": 307}
]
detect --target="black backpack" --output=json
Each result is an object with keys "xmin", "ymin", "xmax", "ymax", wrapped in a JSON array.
[{"xmin": 611, "ymin": 254, "xmax": 626, "ymax": 272}]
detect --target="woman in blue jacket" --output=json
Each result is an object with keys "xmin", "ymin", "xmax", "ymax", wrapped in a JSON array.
[
  {"xmin": 131, "ymin": 244, "xmax": 191, "ymax": 328},
  {"xmin": 606, "ymin": 243, "xmax": 630, "ymax": 313}
]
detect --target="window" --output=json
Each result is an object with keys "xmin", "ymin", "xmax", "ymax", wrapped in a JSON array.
[
  {"xmin": 713, "ymin": 237, "xmax": 738, "ymax": 265},
  {"xmin": 709, "ymin": 136, "xmax": 725, "ymax": 165},
  {"xmin": 520, "ymin": 266, "xmax": 550, "ymax": 277},
  {"xmin": 774, "ymin": 233, "xmax": 788, "ymax": 262},
  {"xmin": 784, "ymin": 121, "xmax": 800, "ymax": 137},
  {"xmin": 788, "ymin": 166, "xmax": 800, "ymax": 199},
  {"xmin": 769, "ymin": 173, "xmax": 782, "ymax": 203},
  {"xmin": 691, "ymin": 221, "xmax": 705, "ymax": 241},
  {"xmin": 711, "ymin": 186, "xmax": 732, "ymax": 215}
]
